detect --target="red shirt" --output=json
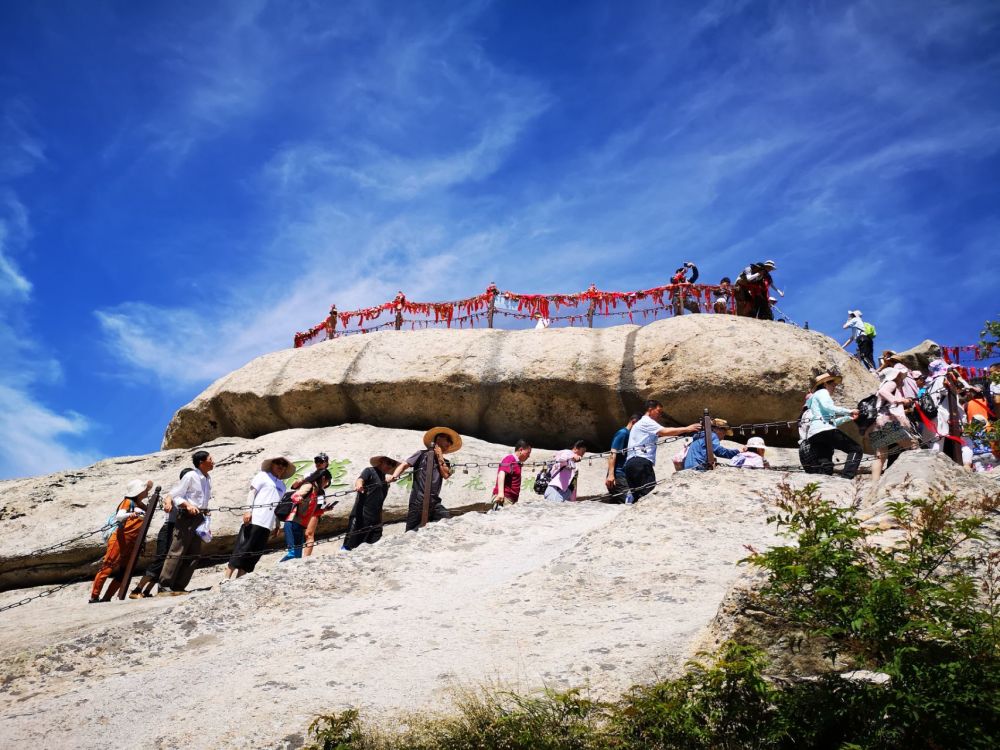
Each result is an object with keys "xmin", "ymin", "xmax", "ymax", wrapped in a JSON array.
[
  {"xmin": 493, "ymin": 454, "xmax": 522, "ymax": 501},
  {"xmin": 292, "ymin": 487, "xmax": 326, "ymax": 525}
]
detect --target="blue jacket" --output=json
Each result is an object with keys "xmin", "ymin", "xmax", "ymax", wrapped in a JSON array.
[{"xmin": 683, "ymin": 431, "xmax": 740, "ymax": 471}]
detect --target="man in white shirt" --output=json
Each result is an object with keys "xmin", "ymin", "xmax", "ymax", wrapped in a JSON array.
[
  {"xmin": 624, "ymin": 400, "xmax": 699, "ymax": 502},
  {"xmin": 158, "ymin": 450, "xmax": 214, "ymax": 596},
  {"xmin": 225, "ymin": 456, "xmax": 294, "ymax": 580},
  {"xmin": 841, "ymin": 310, "xmax": 875, "ymax": 371}
]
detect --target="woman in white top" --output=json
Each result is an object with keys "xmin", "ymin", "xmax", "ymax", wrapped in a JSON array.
[{"xmin": 867, "ymin": 364, "xmax": 915, "ymax": 481}]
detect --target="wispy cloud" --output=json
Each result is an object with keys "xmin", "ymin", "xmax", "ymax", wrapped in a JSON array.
[
  {"xmin": 94, "ymin": 0, "xmax": 1000, "ymax": 397},
  {"xmin": 0, "ymin": 384, "xmax": 93, "ymax": 479},
  {"xmin": 0, "ymin": 103, "xmax": 98, "ymax": 478}
]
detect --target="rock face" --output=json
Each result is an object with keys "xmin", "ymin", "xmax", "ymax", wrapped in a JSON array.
[
  {"xmin": 0, "ymin": 425, "xmax": 571, "ymax": 590},
  {"xmin": 1, "ymin": 423, "xmax": 691, "ymax": 590},
  {"xmin": 889, "ymin": 339, "xmax": 942, "ymax": 371},
  {"xmin": 162, "ymin": 316, "xmax": 876, "ymax": 451},
  {"xmin": 0, "ymin": 467, "xmax": 861, "ymax": 750}
]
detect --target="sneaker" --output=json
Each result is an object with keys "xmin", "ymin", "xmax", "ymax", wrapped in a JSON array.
[
  {"xmin": 128, "ymin": 592, "xmax": 143, "ymax": 600},
  {"xmin": 156, "ymin": 587, "xmax": 181, "ymax": 597}
]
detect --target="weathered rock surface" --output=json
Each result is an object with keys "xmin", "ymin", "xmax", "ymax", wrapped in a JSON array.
[
  {"xmin": 889, "ymin": 339, "xmax": 942, "ymax": 371},
  {"xmin": 162, "ymin": 316, "xmax": 876, "ymax": 451},
  {"xmin": 0, "ymin": 467, "xmax": 861, "ymax": 750},
  {"xmin": 0, "ymin": 425, "xmax": 580, "ymax": 590}
]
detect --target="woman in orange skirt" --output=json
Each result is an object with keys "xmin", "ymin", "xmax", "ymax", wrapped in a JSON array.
[{"xmin": 89, "ymin": 479, "xmax": 152, "ymax": 603}]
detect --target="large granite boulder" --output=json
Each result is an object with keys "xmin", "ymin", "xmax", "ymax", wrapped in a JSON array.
[{"xmin": 163, "ymin": 316, "xmax": 876, "ymax": 451}]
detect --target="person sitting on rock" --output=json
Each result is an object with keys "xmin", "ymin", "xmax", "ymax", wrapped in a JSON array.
[
  {"xmin": 389, "ymin": 427, "xmax": 462, "ymax": 531},
  {"xmin": 544, "ymin": 440, "xmax": 588, "ymax": 502},
  {"xmin": 225, "ymin": 456, "xmax": 295, "ymax": 579},
  {"xmin": 682, "ymin": 419, "xmax": 741, "ymax": 470},
  {"xmin": 90, "ymin": 479, "xmax": 152, "ymax": 603},
  {"xmin": 712, "ymin": 277, "xmax": 733, "ymax": 314},
  {"xmin": 624, "ymin": 400, "xmax": 700, "ymax": 500},
  {"xmin": 731, "ymin": 436, "xmax": 770, "ymax": 469},
  {"xmin": 342, "ymin": 456, "xmax": 399, "ymax": 550},
  {"xmin": 493, "ymin": 439, "xmax": 532, "ymax": 507},
  {"xmin": 802, "ymin": 372, "xmax": 862, "ymax": 479},
  {"xmin": 129, "ymin": 468, "xmax": 190, "ymax": 598}
]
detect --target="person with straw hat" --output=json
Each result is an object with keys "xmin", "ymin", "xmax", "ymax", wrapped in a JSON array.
[
  {"xmin": 342, "ymin": 455, "xmax": 400, "ymax": 550},
  {"xmin": 224, "ymin": 455, "xmax": 295, "ymax": 580},
  {"xmin": 802, "ymin": 372, "xmax": 862, "ymax": 479},
  {"xmin": 682, "ymin": 418, "xmax": 741, "ymax": 471},
  {"xmin": 89, "ymin": 479, "xmax": 152, "ymax": 603},
  {"xmin": 388, "ymin": 427, "xmax": 462, "ymax": 531}
]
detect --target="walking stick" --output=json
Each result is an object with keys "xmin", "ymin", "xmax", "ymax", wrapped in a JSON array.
[
  {"xmin": 420, "ymin": 448, "xmax": 435, "ymax": 528},
  {"xmin": 945, "ymin": 387, "xmax": 964, "ymax": 466},
  {"xmin": 117, "ymin": 486, "xmax": 160, "ymax": 600},
  {"xmin": 702, "ymin": 408, "xmax": 716, "ymax": 470}
]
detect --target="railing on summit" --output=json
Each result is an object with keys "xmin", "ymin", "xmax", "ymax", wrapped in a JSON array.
[{"xmin": 293, "ymin": 279, "xmax": 737, "ymax": 347}]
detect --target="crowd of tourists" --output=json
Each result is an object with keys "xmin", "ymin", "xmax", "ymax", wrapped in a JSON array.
[
  {"xmin": 88, "ymin": 314, "xmax": 999, "ymax": 603},
  {"xmin": 798, "ymin": 357, "xmax": 999, "ymax": 482},
  {"xmin": 668, "ymin": 259, "xmax": 785, "ymax": 320}
]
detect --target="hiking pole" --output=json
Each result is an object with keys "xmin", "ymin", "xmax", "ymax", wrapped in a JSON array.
[
  {"xmin": 117, "ymin": 486, "xmax": 160, "ymax": 600},
  {"xmin": 420, "ymin": 448, "xmax": 435, "ymax": 528},
  {"xmin": 945, "ymin": 387, "xmax": 964, "ymax": 466},
  {"xmin": 702, "ymin": 408, "xmax": 716, "ymax": 470}
]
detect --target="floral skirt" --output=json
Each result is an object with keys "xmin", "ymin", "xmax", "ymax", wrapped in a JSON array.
[{"xmin": 870, "ymin": 421, "xmax": 914, "ymax": 450}]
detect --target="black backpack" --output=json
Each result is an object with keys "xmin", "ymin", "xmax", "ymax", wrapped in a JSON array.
[
  {"xmin": 855, "ymin": 394, "xmax": 878, "ymax": 431},
  {"xmin": 274, "ymin": 490, "xmax": 296, "ymax": 521},
  {"xmin": 918, "ymin": 391, "xmax": 938, "ymax": 420},
  {"xmin": 533, "ymin": 464, "xmax": 553, "ymax": 495}
]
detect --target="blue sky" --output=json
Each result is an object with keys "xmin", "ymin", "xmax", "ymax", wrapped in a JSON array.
[{"xmin": 0, "ymin": 0, "xmax": 998, "ymax": 479}]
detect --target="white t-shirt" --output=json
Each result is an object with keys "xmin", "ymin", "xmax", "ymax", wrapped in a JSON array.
[
  {"xmin": 626, "ymin": 415, "xmax": 662, "ymax": 464},
  {"xmin": 249, "ymin": 471, "xmax": 286, "ymax": 531}
]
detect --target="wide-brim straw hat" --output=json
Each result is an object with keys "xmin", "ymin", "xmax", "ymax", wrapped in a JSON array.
[
  {"xmin": 710, "ymin": 418, "xmax": 734, "ymax": 436},
  {"xmin": 422, "ymin": 426, "xmax": 463, "ymax": 453},
  {"xmin": 369, "ymin": 455, "xmax": 400, "ymax": 472},
  {"xmin": 813, "ymin": 372, "xmax": 843, "ymax": 388},
  {"xmin": 124, "ymin": 479, "xmax": 149, "ymax": 499},
  {"xmin": 261, "ymin": 456, "xmax": 296, "ymax": 480}
]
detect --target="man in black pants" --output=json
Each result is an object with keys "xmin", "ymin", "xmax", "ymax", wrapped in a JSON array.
[
  {"xmin": 129, "ymin": 467, "xmax": 192, "ymax": 598},
  {"xmin": 623, "ymin": 400, "xmax": 700, "ymax": 502}
]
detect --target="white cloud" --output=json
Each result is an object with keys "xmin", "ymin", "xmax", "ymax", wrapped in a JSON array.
[
  {"xmin": 0, "ymin": 102, "xmax": 99, "ymax": 479},
  {"xmin": 0, "ymin": 384, "xmax": 95, "ymax": 479}
]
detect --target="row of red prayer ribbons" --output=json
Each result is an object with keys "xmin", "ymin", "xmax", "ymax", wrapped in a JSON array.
[
  {"xmin": 940, "ymin": 344, "xmax": 999, "ymax": 373},
  {"xmin": 294, "ymin": 283, "xmax": 731, "ymax": 347}
]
